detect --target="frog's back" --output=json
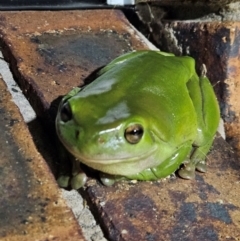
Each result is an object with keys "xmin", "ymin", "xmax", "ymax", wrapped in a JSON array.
[
  {"xmin": 97, "ymin": 51, "xmax": 195, "ymax": 101},
  {"xmin": 81, "ymin": 51, "xmax": 198, "ymax": 145}
]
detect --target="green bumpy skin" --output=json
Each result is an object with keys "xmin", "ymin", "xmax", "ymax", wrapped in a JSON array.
[{"xmin": 56, "ymin": 50, "xmax": 220, "ymax": 189}]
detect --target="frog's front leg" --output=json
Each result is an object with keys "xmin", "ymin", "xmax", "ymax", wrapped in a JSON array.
[
  {"xmin": 57, "ymin": 153, "xmax": 87, "ymax": 189},
  {"xmin": 178, "ymin": 139, "xmax": 213, "ymax": 179},
  {"xmin": 70, "ymin": 158, "xmax": 87, "ymax": 189},
  {"xmin": 127, "ymin": 141, "xmax": 192, "ymax": 181},
  {"xmin": 178, "ymin": 65, "xmax": 220, "ymax": 179}
]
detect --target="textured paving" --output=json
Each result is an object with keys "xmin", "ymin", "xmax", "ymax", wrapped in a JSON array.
[{"xmin": 0, "ymin": 76, "xmax": 85, "ymax": 241}]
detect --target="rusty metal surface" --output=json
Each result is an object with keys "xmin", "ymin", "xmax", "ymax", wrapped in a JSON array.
[
  {"xmin": 0, "ymin": 10, "xmax": 152, "ymax": 120},
  {"xmin": 0, "ymin": 76, "xmax": 84, "ymax": 241},
  {"xmin": 81, "ymin": 135, "xmax": 240, "ymax": 241}
]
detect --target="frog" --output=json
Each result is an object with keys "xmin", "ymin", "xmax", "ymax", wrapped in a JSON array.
[{"xmin": 55, "ymin": 50, "xmax": 220, "ymax": 189}]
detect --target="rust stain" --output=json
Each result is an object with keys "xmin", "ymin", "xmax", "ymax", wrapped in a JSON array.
[{"xmin": 0, "ymin": 76, "xmax": 84, "ymax": 241}]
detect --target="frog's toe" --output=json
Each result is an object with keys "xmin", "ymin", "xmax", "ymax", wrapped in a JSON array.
[
  {"xmin": 178, "ymin": 164, "xmax": 196, "ymax": 180},
  {"xmin": 57, "ymin": 175, "xmax": 70, "ymax": 188},
  {"xmin": 100, "ymin": 173, "xmax": 116, "ymax": 186},
  {"xmin": 71, "ymin": 172, "xmax": 87, "ymax": 189},
  {"xmin": 196, "ymin": 160, "xmax": 207, "ymax": 173}
]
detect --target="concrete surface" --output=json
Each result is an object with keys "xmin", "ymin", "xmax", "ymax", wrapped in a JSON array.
[
  {"xmin": 0, "ymin": 51, "xmax": 36, "ymax": 123},
  {"xmin": 62, "ymin": 190, "xmax": 107, "ymax": 241}
]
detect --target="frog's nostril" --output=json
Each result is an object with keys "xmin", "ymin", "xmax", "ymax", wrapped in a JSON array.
[
  {"xmin": 75, "ymin": 130, "xmax": 80, "ymax": 139},
  {"xmin": 60, "ymin": 103, "xmax": 72, "ymax": 122}
]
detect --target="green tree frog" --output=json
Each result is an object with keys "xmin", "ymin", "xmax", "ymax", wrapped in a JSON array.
[{"xmin": 56, "ymin": 50, "xmax": 220, "ymax": 189}]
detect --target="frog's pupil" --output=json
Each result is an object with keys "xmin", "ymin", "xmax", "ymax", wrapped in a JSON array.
[
  {"xmin": 60, "ymin": 103, "xmax": 72, "ymax": 122},
  {"xmin": 131, "ymin": 128, "xmax": 143, "ymax": 135}
]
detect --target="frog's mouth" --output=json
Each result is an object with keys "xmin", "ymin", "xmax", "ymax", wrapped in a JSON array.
[{"xmin": 68, "ymin": 144, "xmax": 159, "ymax": 176}]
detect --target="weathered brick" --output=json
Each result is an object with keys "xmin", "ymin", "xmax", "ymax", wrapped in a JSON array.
[{"xmin": 0, "ymin": 76, "xmax": 85, "ymax": 241}]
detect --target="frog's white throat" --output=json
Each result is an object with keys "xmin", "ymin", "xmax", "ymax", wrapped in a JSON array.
[{"xmin": 69, "ymin": 145, "xmax": 159, "ymax": 176}]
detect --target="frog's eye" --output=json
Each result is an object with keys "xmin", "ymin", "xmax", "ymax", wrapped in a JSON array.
[
  {"xmin": 125, "ymin": 124, "xmax": 144, "ymax": 144},
  {"xmin": 60, "ymin": 102, "xmax": 72, "ymax": 122}
]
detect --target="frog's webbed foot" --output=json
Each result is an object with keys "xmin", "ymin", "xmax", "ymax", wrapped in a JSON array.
[
  {"xmin": 57, "ymin": 172, "xmax": 87, "ymax": 189},
  {"xmin": 57, "ymin": 175, "xmax": 71, "ymax": 188},
  {"xmin": 178, "ymin": 142, "xmax": 210, "ymax": 179},
  {"xmin": 71, "ymin": 172, "xmax": 87, "ymax": 190},
  {"xmin": 195, "ymin": 160, "xmax": 207, "ymax": 173},
  {"xmin": 178, "ymin": 159, "xmax": 207, "ymax": 179},
  {"xmin": 70, "ymin": 158, "xmax": 87, "ymax": 189},
  {"xmin": 57, "ymin": 157, "xmax": 87, "ymax": 189},
  {"xmin": 178, "ymin": 161, "xmax": 196, "ymax": 179}
]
